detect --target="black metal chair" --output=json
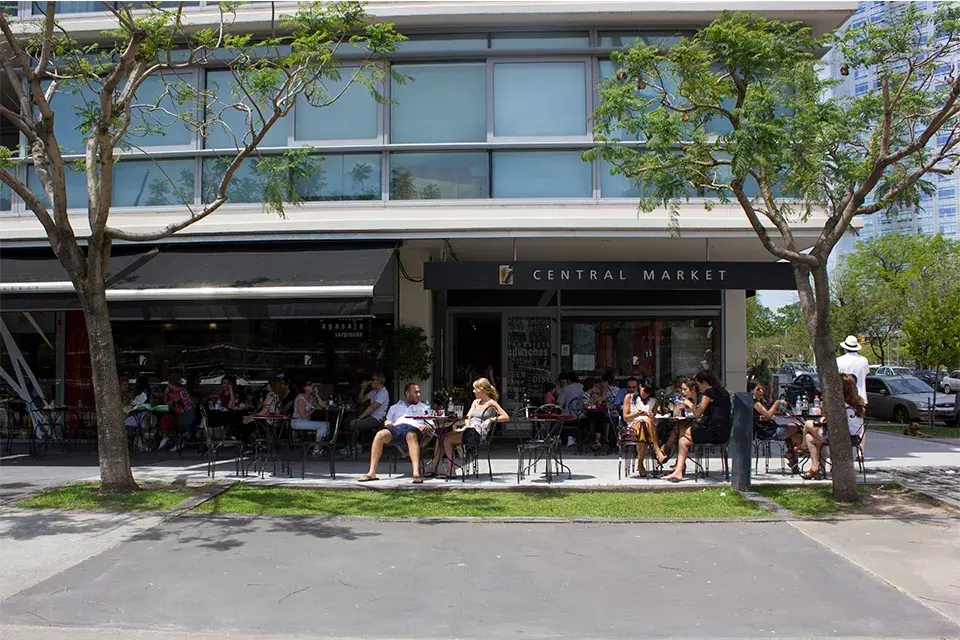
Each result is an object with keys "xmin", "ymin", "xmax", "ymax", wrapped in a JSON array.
[
  {"xmin": 690, "ymin": 434, "xmax": 731, "ymax": 482},
  {"xmin": 459, "ymin": 420, "xmax": 496, "ymax": 482},
  {"xmin": 610, "ymin": 404, "xmax": 638, "ymax": 479},
  {"xmin": 200, "ymin": 405, "xmax": 245, "ymax": 479},
  {"xmin": 518, "ymin": 404, "xmax": 569, "ymax": 483},
  {"xmin": 300, "ymin": 406, "xmax": 346, "ymax": 480}
]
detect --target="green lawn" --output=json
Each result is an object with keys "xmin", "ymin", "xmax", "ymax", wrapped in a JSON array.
[
  {"xmin": 868, "ymin": 424, "xmax": 959, "ymax": 438},
  {"xmin": 16, "ymin": 483, "xmax": 194, "ymax": 511},
  {"xmin": 196, "ymin": 485, "xmax": 767, "ymax": 518},
  {"xmin": 755, "ymin": 483, "xmax": 902, "ymax": 516}
]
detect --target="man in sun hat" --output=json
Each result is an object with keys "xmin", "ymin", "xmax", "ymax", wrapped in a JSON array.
[{"xmin": 836, "ymin": 335, "xmax": 870, "ymax": 405}]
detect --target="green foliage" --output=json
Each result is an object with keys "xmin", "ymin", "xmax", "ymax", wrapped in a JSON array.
[
  {"xmin": 747, "ymin": 300, "xmax": 814, "ymax": 366},
  {"xmin": 369, "ymin": 324, "xmax": 434, "ymax": 382},
  {"xmin": 834, "ymin": 233, "xmax": 960, "ymax": 366}
]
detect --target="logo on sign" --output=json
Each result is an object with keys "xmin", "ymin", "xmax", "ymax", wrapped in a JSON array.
[{"xmin": 499, "ymin": 265, "xmax": 514, "ymax": 286}]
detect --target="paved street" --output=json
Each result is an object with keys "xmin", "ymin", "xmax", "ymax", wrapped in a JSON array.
[{"xmin": 1, "ymin": 514, "xmax": 958, "ymax": 639}]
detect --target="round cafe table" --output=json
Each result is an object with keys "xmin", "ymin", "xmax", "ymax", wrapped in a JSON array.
[{"xmin": 421, "ymin": 414, "xmax": 462, "ymax": 479}]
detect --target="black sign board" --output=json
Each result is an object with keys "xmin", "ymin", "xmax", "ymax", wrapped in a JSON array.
[{"xmin": 424, "ymin": 261, "xmax": 796, "ymax": 291}]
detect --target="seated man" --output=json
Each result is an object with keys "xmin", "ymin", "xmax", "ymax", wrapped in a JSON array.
[
  {"xmin": 359, "ymin": 382, "xmax": 432, "ymax": 484},
  {"xmin": 344, "ymin": 373, "xmax": 389, "ymax": 455}
]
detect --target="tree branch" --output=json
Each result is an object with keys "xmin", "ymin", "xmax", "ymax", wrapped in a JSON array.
[
  {"xmin": 0, "ymin": 165, "xmax": 60, "ymax": 250},
  {"xmin": 33, "ymin": 2, "xmax": 56, "ymax": 76},
  {"xmin": 731, "ymin": 182, "xmax": 818, "ymax": 266}
]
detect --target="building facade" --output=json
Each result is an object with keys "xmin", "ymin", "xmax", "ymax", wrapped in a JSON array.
[
  {"xmin": 828, "ymin": 0, "xmax": 960, "ymax": 242},
  {"xmin": 0, "ymin": 1, "xmax": 854, "ymax": 416}
]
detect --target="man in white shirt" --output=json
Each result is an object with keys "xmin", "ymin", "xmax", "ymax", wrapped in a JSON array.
[
  {"xmin": 345, "ymin": 373, "xmax": 389, "ymax": 455},
  {"xmin": 360, "ymin": 382, "xmax": 432, "ymax": 483},
  {"xmin": 555, "ymin": 372, "xmax": 585, "ymax": 417},
  {"xmin": 836, "ymin": 335, "xmax": 870, "ymax": 405}
]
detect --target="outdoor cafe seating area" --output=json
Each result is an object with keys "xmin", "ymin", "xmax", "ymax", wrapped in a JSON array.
[{"xmin": 1, "ymin": 370, "xmax": 868, "ymax": 487}]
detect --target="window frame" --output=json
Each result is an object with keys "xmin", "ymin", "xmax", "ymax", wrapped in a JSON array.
[{"xmin": 291, "ymin": 64, "xmax": 386, "ymax": 148}]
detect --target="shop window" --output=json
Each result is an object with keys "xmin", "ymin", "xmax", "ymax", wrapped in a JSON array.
[
  {"xmin": 492, "ymin": 151, "xmax": 591, "ymax": 198},
  {"xmin": 27, "ymin": 164, "xmax": 88, "ymax": 210},
  {"xmin": 204, "ymin": 70, "xmax": 289, "ymax": 149},
  {"xmin": 391, "ymin": 63, "xmax": 486, "ymax": 143},
  {"xmin": 295, "ymin": 153, "xmax": 382, "ymax": 201},
  {"xmin": 294, "ymin": 68, "xmax": 379, "ymax": 143},
  {"xmin": 389, "ymin": 152, "xmax": 488, "ymax": 200},
  {"xmin": 560, "ymin": 317, "xmax": 721, "ymax": 390},
  {"xmin": 493, "ymin": 61, "xmax": 588, "ymax": 137},
  {"xmin": 113, "ymin": 159, "xmax": 196, "ymax": 207},
  {"xmin": 490, "ymin": 31, "xmax": 590, "ymax": 49}
]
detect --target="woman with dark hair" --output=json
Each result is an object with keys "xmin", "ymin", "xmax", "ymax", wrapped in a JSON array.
[
  {"xmin": 662, "ymin": 370, "xmax": 731, "ymax": 482},
  {"xmin": 749, "ymin": 380, "xmax": 802, "ymax": 474},
  {"xmin": 622, "ymin": 381, "xmax": 666, "ymax": 476},
  {"xmin": 161, "ymin": 375, "xmax": 197, "ymax": 452},
  {"xmin": 800, "ymin": 373, "xmax": 865, "ymax": 480},
  {"xmin": 543, "ymin": 382, "xmax": 557, "ymax": 405},
  {"xmin": 217, "ymin": 375, "xmax": 239, "ymax": 410}
]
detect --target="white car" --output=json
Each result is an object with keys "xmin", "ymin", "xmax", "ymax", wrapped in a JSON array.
[
  {"xmin": 871, "ymin": 365, "xmax": 914, "ymax": 377},
  {"xmin": 943, "ymin": 370, "xmax": 960, "ymax": 394}
]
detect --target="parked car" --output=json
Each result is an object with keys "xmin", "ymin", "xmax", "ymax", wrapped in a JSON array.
[
  {"xmin": 780, "ymin": 373, "xmax": 821, "ymax": 404},
  {"xmin": 865, "ymin": 375, "xmax": 957, "ymax": 426},
  {"xmin": 913, "ymin": 369, "xmax": 947, "ymax": 389},
  {"xmin": 943, "ymin": 370, "xmax": 960, "ymax": 394},
  {"xmin": 870, "ymin": 365, "xmax": 914, "ymax": 377},
  {"xmin": 776, "ymin": 362, "xmax": 814, "ymax": 381}
]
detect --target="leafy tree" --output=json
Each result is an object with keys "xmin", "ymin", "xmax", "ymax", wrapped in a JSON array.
[
  {"xmin": 589, "ymin": 6, "xmax": 960, "ymax": 499},
  {"xmin": 746, "ymin": 297, "xmax": 776, "ymax": 340},
  {"xmin": 902, "ymin": 285, "xmax": 960, "ymax": 370},
  {"xmin": 0, "ymin": 1, "xmax": 402, "ymax": 493}
]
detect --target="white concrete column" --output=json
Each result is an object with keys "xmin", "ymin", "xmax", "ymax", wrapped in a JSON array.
[
  {"xmin": 724, "ymin": 289, "xmax": 747, "ymax": 393},
  {"xmin": 397, "ymin": 247, "xmax": 434, "ymax": 400}
]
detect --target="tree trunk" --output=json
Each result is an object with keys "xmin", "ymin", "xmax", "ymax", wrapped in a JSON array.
[
  {"xmin": 78, "ymin": 282, "xmax": 139, "ymax": 494},
  {"xmin": 793, "ymin": 263, "xmax": 859, "ymax": 502}
]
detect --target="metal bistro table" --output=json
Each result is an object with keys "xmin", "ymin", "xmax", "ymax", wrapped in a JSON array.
[
  {"xmin": 247, "ymin": 414, "xmax": 292, "ymax": 478},
  {"xmin": 519, "ymin": 413, "xmax": 574, "ymax": 483},
  {"xmin": 30, "ymin": 405, "xmax": 68, "ymax": 458},
  {"xmin": 422, "ymin": 414, "xmax": 463, "ymax": 480}
]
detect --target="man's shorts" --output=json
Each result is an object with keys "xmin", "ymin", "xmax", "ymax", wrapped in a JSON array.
[{"xmin": 385, "ymin": 423, "xmax": 428, "ymax": 446}]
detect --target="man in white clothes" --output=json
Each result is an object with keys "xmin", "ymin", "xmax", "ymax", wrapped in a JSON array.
[{"xmin": 836, "ymin": 335, "xmax": 870, "ymax": 406}]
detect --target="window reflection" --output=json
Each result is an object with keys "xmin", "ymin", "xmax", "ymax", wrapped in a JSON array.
[
  {"xmin": 493, "ymin": 62, "xmax": 587, "ymax": 137},
  {"xmin": 295, "ymin": 69, "xmax": 378, "ymax": 141},
  {"xmin": 390, "ymin": 152, "xmax": 488, "ymax": 200},
  {"xmin": 295, "ymin": 154, "xmax": 381, "ymax": 201},
  {"xmin": 27, "ymin": 164, "xmax": 88, "ymax": 210},
  {"xmin": 492, "ymin": 151, "xmax": 591, "ymax": 198},
  {"xmin": 204, "ymin": 70, "xmax": 289, "ymax": 149},
  {"xmin": 113, "ymin": 159, "xmax": 195, "ymax": 207}
]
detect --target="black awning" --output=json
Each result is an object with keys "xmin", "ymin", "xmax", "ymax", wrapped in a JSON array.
[
  {"xmin": 110, "ymin": 246, "xmax": 394, "ymax": 292},
  {"xmin": 0, "ymin": 249, "xmax": 155, "ymax": 285}
]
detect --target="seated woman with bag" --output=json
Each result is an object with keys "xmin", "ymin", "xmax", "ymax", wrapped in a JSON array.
[
  {"xmin": 801, "ymin": 373, "xmax": 864, "ymax": 480},
  {"xmin": 622, "ymin": 380, "xmax": 667, "ymax": 476},
  {"xmin": 749, "ymin": 380, "xmax": 803, "ymax": 474},
  {"xmin": 662, "ymin": 370, "xmax": 731, "ymax": 483}
]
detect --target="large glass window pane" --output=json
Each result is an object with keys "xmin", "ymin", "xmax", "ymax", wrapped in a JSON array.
[
  {"xmin": 202, "ymin": 157, "xmax": 269, "ymax": 204},
  {"xmin": 294, "ymin": 69, "xmax": 378, "ymax": 141},
  {"xmin": 494, "ymin": 62, "xmax": 587, "ymax": 137},
  {"xmin": 27, "ymin": 165, "xmax": 88, "ymax": 209},
  {"xmin": 0, "ymin": 182, "xmax": 10, "ymax": 210},
  {"xmin": 48, "ymin": 82, "xmax": 99, "ymax": 154},
  {"xmin": 600, "ymin": 160, "xmax": 642, "ymax": 198},
  {"xmin": 295, "ymin": 154, "xmax": 381, "ymax": 201},
  {"xmin": 113, "ymin": 159, "xmax": 195, "ymax": 207},
  {"xmin": 491, "ymin": 31, "xmax": 590, "ymax": 49},
  {"xmin": 126, "ymin": 74, "xmax": 194, "ymax": 147},
  {"xmin": 398, "ymin": 35, "xmax": 488, "ymax": 52},
  {"xmin": 391, "ymin": 64, "xmax": 486, "ymax": 143},
  {"xmin": 390, "ymin": 152, "xmax": 488, "ymax": 200},
  {"xmin": 204, "ymin": 70, "xmax": 289, "ymax": 149},
  {"xmin": 33, "ymin": 1, "xmax": 101, "ymax": 13},
  {"xmin": 492, "ymin": 151, "xmax": 591, "ymax": 198},
  {"xmin": 598, "ymin": 31, "xmax": 691, "ymax": 49}
]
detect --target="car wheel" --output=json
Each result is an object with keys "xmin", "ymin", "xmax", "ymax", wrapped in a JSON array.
[{"xmin": 893, "ymin": 406, "xmax": 911, "ymax": 425}]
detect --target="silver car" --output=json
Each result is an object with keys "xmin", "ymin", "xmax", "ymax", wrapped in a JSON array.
[{"xmin": 865, "ymin": 375, "xmax": 958, "ymax": 426}]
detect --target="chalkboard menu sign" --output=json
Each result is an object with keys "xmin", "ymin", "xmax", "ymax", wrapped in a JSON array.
[{"xmin": 505, "ymin": 316, "xmax": 553, "ymax": 410}]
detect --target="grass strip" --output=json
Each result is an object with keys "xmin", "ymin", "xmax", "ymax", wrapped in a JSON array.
[
  {"xmin": 15, "ymin": 482, "xmax": 194, "ymax": 512},
  {"xmin": 195, "ymin": 485, "xmax": 767, "ymax": 518},
  {"xmin": 754, "ymin": 483, "xmax": 902, "ymax": 517},
  {"xmin": 868, "ymin": 424, "xmax": 959, "ymax": 438}
]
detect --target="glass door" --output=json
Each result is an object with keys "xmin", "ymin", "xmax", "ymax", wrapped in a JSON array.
[{"xmin": 503, "ymin": 311, "xmax": 558, "ymax": 415}]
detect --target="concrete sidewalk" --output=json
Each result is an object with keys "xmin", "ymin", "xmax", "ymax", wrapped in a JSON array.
[{"xmin": 2, "ymin": 517, "xmax": 958, "ymax": 639}]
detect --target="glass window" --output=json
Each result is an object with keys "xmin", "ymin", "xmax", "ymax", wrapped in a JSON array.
[
  {"xmin": 294, "ymin": 68, "xmax": 378, "ymax": 141},
  {"xmin": 493, "ymin": 62, "xmax": 587, "ymax": 137},
  {"xmin": 939, "ymin": 204, "xmax": 956, "ymax": 216},
  {"xmin": 391, "ymin": 64, "xmax": 486, "ymax": 143},
  {"xmin": 855, "ymin": 83, "xmax": 869, "ymax": 96},
  {"xmin": 48, "ymin": 82, "xmax": 99, "ymax": 155},
  {"xmin": 598, "ymin": 31, "xmax": 691, "ymax": 49},
  {"xmin": 940, "ymin": 222, "xmax": 958, "ymax": 235},
  {"xmin": 398, "ymin": 34, "xmax": 488, "ymax": 52},
  {"xmin": 600, "ymin": 160, "xmax": 642, "ymax": 198},
  {"xmin": 939, "ymin": 186, "xmax": 955, "ymax": 199},
  {"xmin": 126, "ymin": 74, "xmax": 195, "ymax": 148},
  {"xmin": 27, "ymin": 164, "xmax": 88, "ymax": 210},
  {"xmin": 204, "ymin": 70, "xmax": 289, "ymax": 149},
  {"xmin": 33, "ymin": 1, "xmax": 101, "ymax": 13},
  {"xmin": 112, "ymin": 159, "xmax": 195, "ymax": 207},
  {"xmin": 0, "ymin": 182, "xmax": 9, "ymax": 210},
  {"xmin": 560, "ymin": 317, "xmax": 720, "ymax": 389},
  {"xmin": 202, "ymin": 157, "xmax": 270, "ymax": 204},
  {"xmin": 389, "ymin": 152, "xmax": 488, "ymax": 200},
  {"xmin": 490, "ymin": 31, "xmax": 589, "ymax": 49},
  {"xmin": 295, "ymin": 154, "xmax": 381, "ymax": 201},
  {"xmin": 492, "ymin": 151, "xmax": 591, "ymax": 198}
]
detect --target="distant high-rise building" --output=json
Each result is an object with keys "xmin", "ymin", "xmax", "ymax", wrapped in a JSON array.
[{"xmin": 828, "ymin": 1, "xmax": 960, "ymax": 241}]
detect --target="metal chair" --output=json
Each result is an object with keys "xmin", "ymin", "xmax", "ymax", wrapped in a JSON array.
[
  {"xmin": 200, "ymin": 406, "xmax": 245, "ymax": 479},
  {"xmin": 610, "ymin": 404, "xmax": 637, "ymax": 479},
  {"xmin": 690, "ymin": 436, "xmax": 731, "ymax": 482},
  {"xmin": 459, "ymin": 420, "xmax": 496, "ymax": 482},
  {"xmin": 518, "ymin": 404, "xmax": 568, "ymax": 483},
  {"xmin": 300, "ymin": 406, "xmax": 346, "ymax": 479}
]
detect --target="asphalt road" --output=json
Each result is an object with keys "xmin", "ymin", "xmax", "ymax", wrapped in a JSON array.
[{"xmin": 2, "ymin": 516, "xmax": 958, "ymax": 639}]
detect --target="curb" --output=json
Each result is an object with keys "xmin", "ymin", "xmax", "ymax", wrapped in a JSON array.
[
  {"xmin": 739, "ymin": 489, "xmax": 794, "ymax": 519},
  {"xmin": 167, "ymin": 479, "xmax": 237, "ymax": 516}
]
